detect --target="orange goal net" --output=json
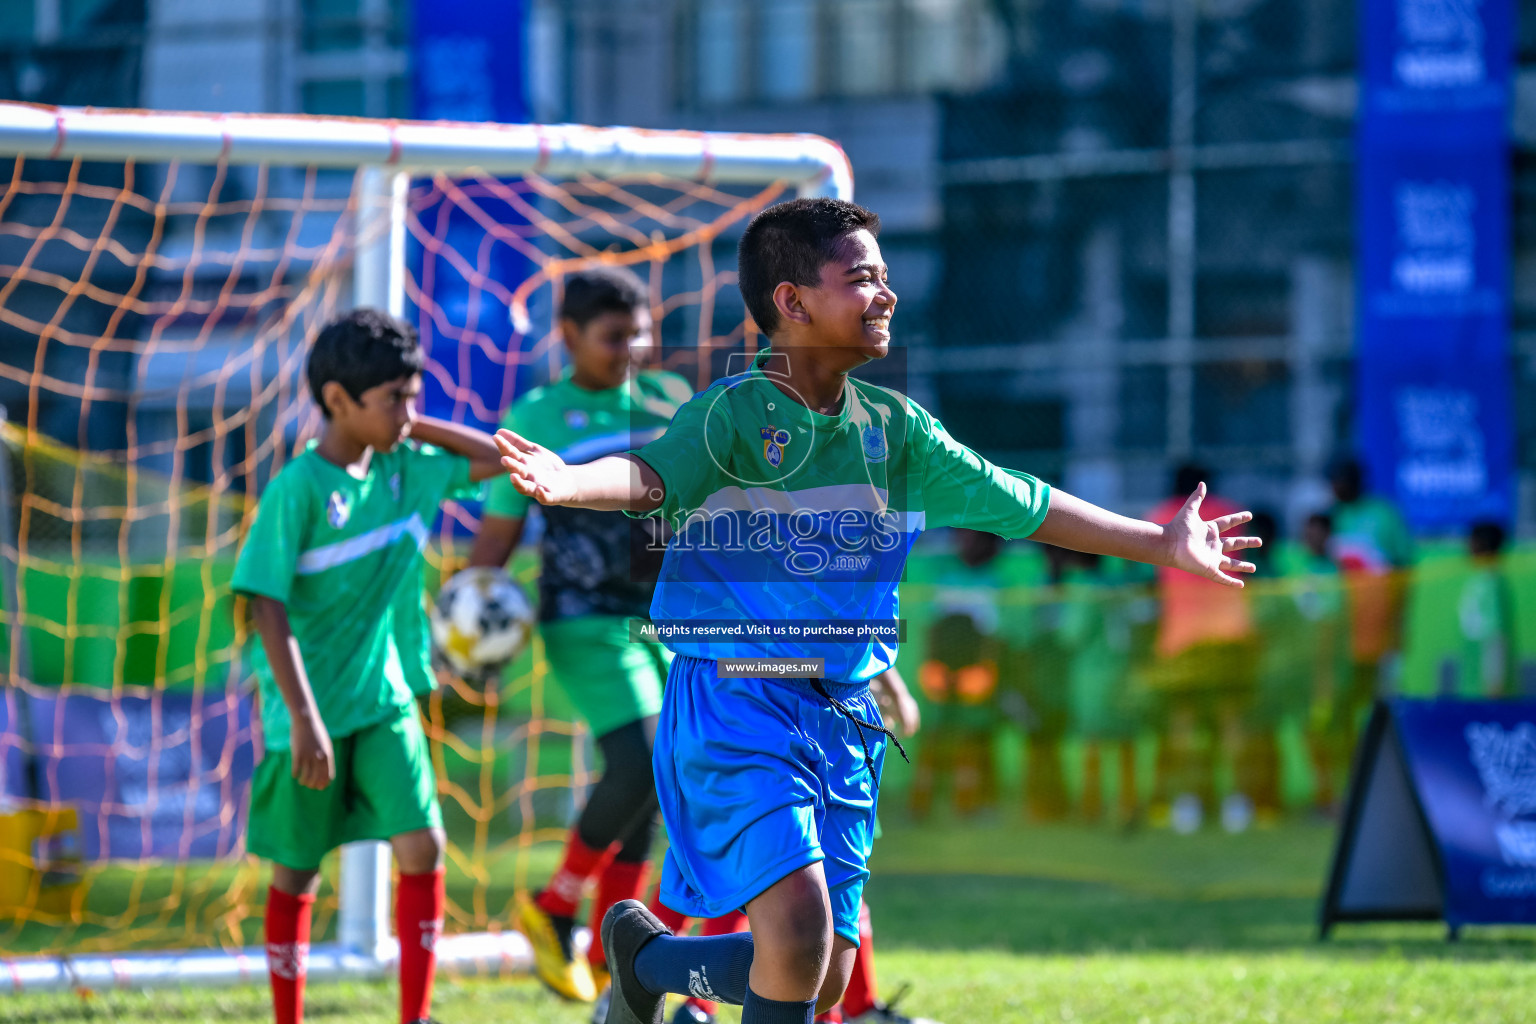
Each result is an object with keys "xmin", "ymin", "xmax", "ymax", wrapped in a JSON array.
[{"xmin": 0, "ymin": 101, "xmax": 849, "ymax": 982}]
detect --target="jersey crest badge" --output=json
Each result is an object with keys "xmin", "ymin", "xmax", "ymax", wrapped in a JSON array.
[
  {"xmin": 760, "ymin": 426, "xmax": 791, "ymax": 468},
  {"xmin": 326, "ymin": 490, "xmax": 351, "ymax": 529},
  {"xmin": 861, "ymin": 426, "xmax": 888, "ymax": 463},
  {"xmin": 388, "ymin": 472, "xmax": 401, "ymax": 502},
  {"xmin": 565, "ymin": 409, "xmax": 589, "ymax": 429}
]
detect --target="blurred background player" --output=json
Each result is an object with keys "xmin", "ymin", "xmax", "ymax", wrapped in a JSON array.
[
  {"xmin": 1062, "ymin": 551, "xmax": 1154, "ymax": 828},
  {"xmin": 1014, "ymin": 546, "xmax": 1075, "ymax": 822},
  {"xmin": 1143, "ymin": 465, "xmax": 1257, "ymax": 832},
  {"xmin": 1320, "ymin": 457, "xmax": 1413, "ymax": 807},
  {"xmin": 232, "ymin": 310, "xmax": 504, "ymax": 1024},
  {"xmin": 911, "ymin": 529, "xmax": 1006, "ymax": 819},
  {"xmin": 1451, "ymin": 520, "xmax": 1516, "ymax": 699},
  {"xmin": 1241, "ymin": 512, "xmax": 1351, "ymax": 822},
  {"xmin": 1269, "ymin": 512, "xmax": 1352, "ymax": 815},
  {"xmin": 467, "ymin": 267, "xmax": 693, "ymax": 1003}
]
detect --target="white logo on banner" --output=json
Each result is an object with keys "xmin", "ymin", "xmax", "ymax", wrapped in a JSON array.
[
  {"xmin": 1394, "ymin": 388, "xmax": 1486, "ymax": 498},
  {"xmin": 1393, "ymin": 182, "xmax": 1475, "ymax": 295},
  {"xmin": 1395, "ymin": 0, "xmax": 1486, "ymax": 88},
  {"xmin": 1466, "ymin": 722, "xmax": 1536, "ymax": 866}
]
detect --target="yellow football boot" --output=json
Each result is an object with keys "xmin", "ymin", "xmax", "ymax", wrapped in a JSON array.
[{"xmin": 515, "ymin": 894, "xmax": 597, "ymax": 1002}]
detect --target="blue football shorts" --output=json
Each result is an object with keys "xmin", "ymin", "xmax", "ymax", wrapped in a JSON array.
[{"xmin": 653, "ymin": 654, "xmax": 887, "ymax": 945}]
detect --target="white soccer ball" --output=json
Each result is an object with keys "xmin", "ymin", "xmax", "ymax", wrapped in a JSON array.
[{"xmin": 430, "ymin": 567, "xmax": 535, "ymax": 681}]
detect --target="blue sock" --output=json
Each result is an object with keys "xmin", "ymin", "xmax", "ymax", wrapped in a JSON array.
[
  {"xmin": 742, "ymin": 986, "xmax": 816, "ymax": 1024},
  {"xmin": 633, "ymin": 932, "xmax": 754, "ymax": 1005}
]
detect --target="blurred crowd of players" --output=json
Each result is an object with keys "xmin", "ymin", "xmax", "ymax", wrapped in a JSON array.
[{"xmin": 906, "ymin": 458, "xmax": 1520, "ymax": 833}]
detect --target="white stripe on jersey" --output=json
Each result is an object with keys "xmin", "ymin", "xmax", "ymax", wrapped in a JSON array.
[{"xmin": 296, "ymin": 512, "xmax": 428, "ymax": 575}]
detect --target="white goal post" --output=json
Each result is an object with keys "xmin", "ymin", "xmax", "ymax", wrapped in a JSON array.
[{"xmin": 0, "ymin": 101, "xmax": 852, "ymax": 994}]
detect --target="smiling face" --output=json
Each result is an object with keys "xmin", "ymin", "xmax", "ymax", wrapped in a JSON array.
[
  {"xmin": 563, "ymin": 307, "xmax": 652, "ymax": 390},
  {"xmin": 790, "ymin": 228, "xmax": 897, "ymax": 362},
  {"xmin": 325, "ymin": 373, "xmax": 422, "ymax": 453}
]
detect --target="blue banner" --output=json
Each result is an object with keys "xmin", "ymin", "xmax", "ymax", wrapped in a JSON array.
[
  {"xmin": 410, "ymin": 1, "xmax": 535, "ymax": 443},
  {"xmin": 3, "ymin": 689, "xmax": 254, "ymax": 862},
  {"xmin": 1392, "ymin": 699, "xmax": 1536, "ymax": 924},
  {"xmin": 1355, "ymin": 0, "xmax": 1514, "ymax": 533}
]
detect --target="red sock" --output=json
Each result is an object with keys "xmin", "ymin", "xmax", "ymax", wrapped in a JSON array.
[
  {"xmin": 650, "ymin": 900, "xmax": 692, "ymax": 934},
  {"xmin": 814, "ymin": 1007, "xmax": 844, "ymax": 1023},
  {"xmin": 841, "ymin": 902, "xmax": 877, "ymax": 1018},
  {"xmin": 587, "ymin": 858, "xmax": 651, "ymax": 970},
  {"xmin": 265, "ymin": 886, "xmax": 314, "ymax": 1024},
  {"xmin": 396, "ymin": 869, "xmax": 445, "ymax": 1024},
  {"xmin": 536, "ymin": 831, "xmax": 608, "ymax": 918},
  {"xmin": 700, "ymin": 910, "xmax": 748, "ymax": 936}
]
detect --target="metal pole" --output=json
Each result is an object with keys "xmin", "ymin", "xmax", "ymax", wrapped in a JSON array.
[
  {"xmin": 335, "ymin": 166, "xmax": 409, "ymax": 963},
  {"xmin": 1166, "ymin": 0, "xmax": 1198, "ymax": 463}
]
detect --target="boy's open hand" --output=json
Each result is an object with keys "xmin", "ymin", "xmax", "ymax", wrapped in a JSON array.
[
  {"xmin": 1163, "ymin": 483, "xmax": 1261, "ymax": 589},
  {"xmin": 496, "ymin": 429, "xmax": 577, "ymax": 506}
]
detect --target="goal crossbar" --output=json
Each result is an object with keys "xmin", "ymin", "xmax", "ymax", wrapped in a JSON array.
[{"xmin": 0, "ymin": 101, "xmax": 853, "ymax": 200}]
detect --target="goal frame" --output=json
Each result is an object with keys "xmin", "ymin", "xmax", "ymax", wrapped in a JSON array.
[{"xmin": 0, "ymin": 100, "xmax": 852, "ymax": 993}]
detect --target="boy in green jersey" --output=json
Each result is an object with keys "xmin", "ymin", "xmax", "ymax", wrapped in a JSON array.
[
  {"xmin": 1062, "ymin": 552, "xmax": 1155, "ymax": 827},
  {"xmin": 1451, "ymin": 521, "xmax": 1515, "ymax": 698},
  {"xmin": 1243, "ymin": 512, "xmax": 1348, "ymax": 819},
  {"xmin": 1328, "ymin": 461, "xmax": 1413, "ymax": 701},
  {"xmin": 233, "ymin": 310, "xmax": 504, "ymax": 1024},
  {"xmin": 911, "ymin": 529, "xmax": 1006, "ymax": 818},
  {"xmin": 492, "ymin": 198, "xmax": 1261, "ymax": 1024},
  {"xmin": 466, "ymin": 267, "xmax": 692, "ymax": 1004}
]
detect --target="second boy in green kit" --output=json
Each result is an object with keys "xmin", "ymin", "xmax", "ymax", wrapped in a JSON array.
[{"xmin": 468, "ymin": 267, "xmax": 692, "ymax": 1003}]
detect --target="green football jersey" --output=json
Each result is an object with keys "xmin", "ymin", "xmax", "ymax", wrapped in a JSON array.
[
  {"xmin": 1455, "ymin": 566, "xmax": 1515, "ymax": 697},
  {"xmin": 484, "ymin": 368, "xmax": 693, "ymax": 621},
  {"xmin": 626, "ymin": 348, "xmax": 1052, "ymax": 682},
  {"xmin": 1332, "ymin": 496, "xmax": 1414, "ymax": 571},
  {"xmin": 233, "ymin": 439, "xmax": 477, "ymax": 749}
]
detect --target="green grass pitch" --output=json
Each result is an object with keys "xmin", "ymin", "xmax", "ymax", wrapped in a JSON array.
[{"xmin": 6, "ymin": 816, "xmax": 1536, "ymax": 1023}]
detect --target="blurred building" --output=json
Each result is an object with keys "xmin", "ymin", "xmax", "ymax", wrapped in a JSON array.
[{"xmin": 2, "ymin": 0, "xmax": 1536, "ymax": 531}]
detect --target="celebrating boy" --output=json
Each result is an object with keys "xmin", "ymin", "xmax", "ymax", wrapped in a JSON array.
[{"xmin": 494, "ymin": 198, "xmax": 1259, "ymax": 1024}]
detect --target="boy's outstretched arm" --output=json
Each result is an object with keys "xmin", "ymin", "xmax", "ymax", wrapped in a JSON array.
[
  {"xmin": 408, "ymin": 416, "xmax": 507, "ymax": 482},
  {"xmin": 495, "ymin": 429, "xmax": 664, "ymax": 513},
  {"xmin": 1033, "ymin": 482, "xmax": 1260, "ymax": 589}
]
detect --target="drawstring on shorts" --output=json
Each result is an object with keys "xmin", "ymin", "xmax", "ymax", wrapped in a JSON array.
[{"xmin": 808, "ymin": 678, "xmax": 909, "ymax": 777}]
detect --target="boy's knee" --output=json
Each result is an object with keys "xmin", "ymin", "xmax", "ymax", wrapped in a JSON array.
[
  {"xmin": 271, "ymin": 864, "xmax": 321, "ymax": 897},
  {"xmin": 393, "ymin": 827, "xmax": 446, "ymax": 873},
  {"xmin": 760, "ymin": 891, "xmax": 832, "ymax": 977}
]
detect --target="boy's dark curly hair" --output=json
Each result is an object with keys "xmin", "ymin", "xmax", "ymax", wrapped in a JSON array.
[{"xmin": 307, "ymin": 308, "xmax": 425, "ymax": 417}]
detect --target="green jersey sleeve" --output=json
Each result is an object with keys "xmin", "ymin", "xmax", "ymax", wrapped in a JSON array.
[
  {"xmin": 231, "ymin": 468, "xmax": 311, "ymax": 604},
  {"xmin": 918, "ymin": 411, "xmax": 1051, "ymax": 539},
  {"xmin": 410, "ymin": 441, "xmax": 480, "ymax": 505},
  {"xmin": 626, "ymin": 390, "xmax": 726, "ymax": 527},
  {"xmin": 484, "ymin": 402, "xmax": 534, "ymax": 519}
]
